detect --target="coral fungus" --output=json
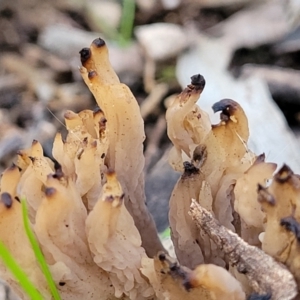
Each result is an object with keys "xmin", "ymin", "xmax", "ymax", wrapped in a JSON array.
[{"xmin": 0, "ymin": 38, "xmax": 299, "ymax": 300}]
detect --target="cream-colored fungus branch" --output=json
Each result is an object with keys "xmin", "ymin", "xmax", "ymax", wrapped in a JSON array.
[
  {"xmin": 79, "ymin": 38, "xmax": 164, "ymax": 257},
  {"xmin": 0, "ymin": 167, "xmax": 51, "ymax": 299},
  {"xmin": 258, "ymin": 165, "xmax": 300, "ymax": 288},
  {"xmin": 86, "ymin": 172, "xmax": 154, "ymax": 299}
]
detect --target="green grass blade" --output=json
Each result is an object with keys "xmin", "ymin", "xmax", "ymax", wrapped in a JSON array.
[
  {"xmin": 0, "ymin": 241, "xmax": 44, "ymax": 299},
  {"xmin": 21, "ymin": 199, "xmax": 61, "ymax": 300},
  {"xmin": 160, "ymin": 227, "xmax": 171, "ymax": 239},
  {"xmin": 119, "ymin": 0, "xmax": 135, "ymax": 46}
]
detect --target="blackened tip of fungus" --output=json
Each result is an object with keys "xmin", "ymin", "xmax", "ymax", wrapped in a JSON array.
[
  {"xmin": 280, "ymin": 216, "xmax": 300, "ymax": 242},
  {"xmin": 192, "ymin": 145, "xmax": 207, "ymax": 165},
  {"xmin": 54, "ymin": 160, "xmax": 62, "ymax": 172},
  {"xmin": 8, "ymin": 163, "xmax": 15, "ymax": 170},
  {"xmin": 100, "ymin": 117, "xmax": 107, "ymax": 125},
  {"xmin": 254, "ymin": 153, "xmax": 266, "ymax": 164},
  {"xmin": 275, "ymin": 164, "xmax": 292, "ymax": 183},
  {"xmin": 183, "ymin": 161, "xmax": 199, "ymax": 177},
  {"xmin": 158, "ymin": 252, "xmax": 166, "ymax": 261},
  {"xmin": 53, "ymin": 167, "xmax": 64, "ymax": 180},
  {"xmin": 92, "ymin": 38, "xmax": 106, "ymax": 48},
  {"xmin": 169, "ymin": 263, "xmax": 178, "ymax": 271},
  {"xmin": 257, "ymin": 184, "xmax": 265, "ymax": 192},
  {"xmin": 28, "ymin": 156, "xmax": 35, "ymax": 163},
  {"xmin": 257, "ymin": 184, "xmax": 275, "ymax": 206},
  {"xmin": 105, "ymin": 195, "xmax": 114, "ymax": 202},
  {"xmin": 183, "ymin": 279, "xmax": 193, "ymax": 291},
  {"xmin": 106, "ymin": 169, "xmax": 115, "ymax": 176},
  {"xmin": 0, "ymin": 193, "xmax": 13, "ymax": 208},
  {"xmin": 88, "ymin": 70, "xmax": 97, "ymax": 79},
  {"xmin": 79, "ymin": 48, "xmax": 91, "ymax": 64},
  {"xmin": 93, "ymin": 106, "xmax": 103, "ymax": 114},
  {"xmin": 45, "ymin": 187, "xmax": 56, "ymax": 197},
  {"xmin": 190, "ymin": 74, "xmax": 205, "ymax": 90},
  {"xmin": 212, "ymin": 99, "xmax": 238, "ymax": 115},
  {"xmin": 8, "ymin": 163, "xmax": 19, "ymax": 171}
]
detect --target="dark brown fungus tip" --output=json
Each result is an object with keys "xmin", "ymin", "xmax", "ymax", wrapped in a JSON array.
[
  {"xmin": 105, "ymin": 195, "xmax": 114, "ymax": 202},
  {"xmin": 45, "ymin": 187, "xmax": 57, "ymax": 197},
  {"xmin": 193, "ymin": 145, "xmax": 206, "ymax": 160},
  {"xmin": 93, "ymin": 106, "xmax": 103, "ymax": 114},
  {"xmin": 63, "ymin": 110, "xmax": 74, "ymax": 120},
  {"xmin": 28, "ymin": 156, "xmax": 35, "ymax": 163},
  {"xmin": 32, "ymin": 139, "xmax": 38, "ymax": 145},
  {"xmin": 88, "ymin": 70, "xmax": 97, "ymax": 79},
  {"xmin": 106, "ymin": 169, "xmax": 115, "ymax": 176},
  {"xmin": 275, "ymin": 164, "xmax": 293, "ymax": 183},
  {"xmin": 8, "ymin": 163, "xmax": 16, "ymax": 170},
  {"xmin": 47, "ymin": 174, "xmax": 54, "ymax": 180},
  {"xmin": 100, "ymin": 117, "xmax": 107, "ymax": 125},
  {"xmin": 170, "ymin": 263, "xmax": 191, "ymax": 284},
  {"xmin": 257, "ymin": 184, "xmax": 265, "ymax": 192},
  {"xmin": 54, "ymin": 160, "xmax": 62, "ymax": 171},
  {"xmin": 182, "ymin": 161, "xmax": 199, "ymax": 177},
  {"xmin": 169, "ymin": 262, "xmax": 178, "ymax": 271},
  {"xmin": 212, "ymin": 99, "xmax": 238, "ymax": 115},
  {"xmin": 8, "ymin": 163, "xmax": 18, "ymax": 171},
  {"xmin": 257, "ymin": 184, "xmax": 275, "ymax": 206},
  {"xmin": 0, "ymin": 193, "xmax": 13, "ymax": 208},
  {"xmin": 53, "ymin": 166, "xmax": 64, "ymax": 180},
  {"xmin": 77, "ymin": 148, "xmax": 84, "ymax": 160},
  {"xmin": 158, "ymin": 252, "xmax": 166, "ymax": 261},
  {"xmin": 254, "ymin": 153, "xmax": 266, "ymax": 165},
  {"xmin": 280, "ymin": 216, "xmax": 300, "ymax": 242},
  {"xmin": 192, "ymin": 145, "xmax": 207, "ymax": 168},
  {"xmin": 190, "ymin": 74, "xmax": 205, "ymax": 90},
  {"xmin": 79, "ymin": 48, "xmax": 91, "ymax": 64},
  {"xmin": 92, "ymin": 38, "xmax": 106, "ymax": 48},
  {"xmin": 183, "ymin": 277, "xmax": 193, "ymax": 291}
]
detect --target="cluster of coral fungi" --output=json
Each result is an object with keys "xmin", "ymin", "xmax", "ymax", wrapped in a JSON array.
[{"xmin": 0, "ymin": 38, "xmax": 299, "ymax": 300}]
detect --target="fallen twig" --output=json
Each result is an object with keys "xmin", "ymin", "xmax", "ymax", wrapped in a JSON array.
[{"xmin": 189, "ymin": 199, "xmax": 298, "ymax": 300}]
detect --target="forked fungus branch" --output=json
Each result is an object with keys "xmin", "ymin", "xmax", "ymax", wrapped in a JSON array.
[{"xmin": 0, "ymin": 38, "xmax": 299, "ymax": 300}]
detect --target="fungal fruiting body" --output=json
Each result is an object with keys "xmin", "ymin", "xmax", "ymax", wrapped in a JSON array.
[
  {"xmin": 80, "ymin": 39, "xmax": 164, "ymax": 257},
  {"xmin": 0, "ymin": 38, "xmax": 299, "ymax": 300}
]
